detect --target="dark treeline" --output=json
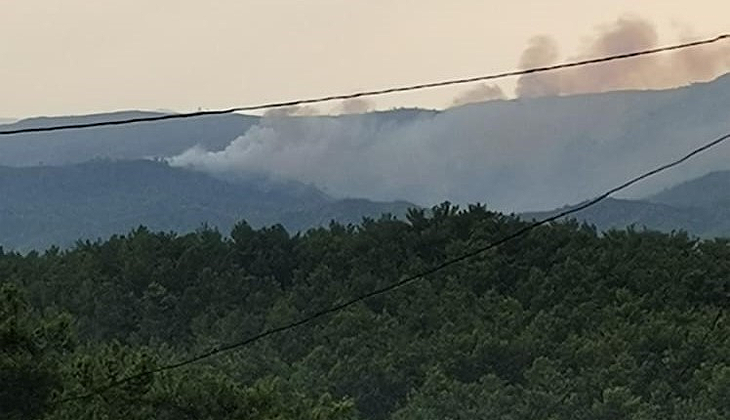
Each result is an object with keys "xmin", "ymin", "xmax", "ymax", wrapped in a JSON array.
[{"xmin": 2, "ymin": 203, "xmax": 729, "ymax": 419}]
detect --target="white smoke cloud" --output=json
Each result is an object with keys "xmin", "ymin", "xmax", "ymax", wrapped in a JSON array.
[
  {"xmin": 260, "ymin": 98, "xmax": 373, "ymax": 118},
  {"xmin": 168, "ymin": 71, "xmax": 730, "ymax": 213},
  {"xmin": 516, "ymin": 16, "xmax": 730, "ymax": 97},
  {"xmin": 169, "ymin": 17, "xmax": 730, "ymax": 212},
  {"xmin": 452, "ymin": 84, "xmax": 506, "ymax": 106},
  {"xmin": 336, "ymin": 98, "xmax": 374, "ymax": 114},
  {"xmin": 263, "ymin": 105, "xmax": 320, "ymax": 118}
]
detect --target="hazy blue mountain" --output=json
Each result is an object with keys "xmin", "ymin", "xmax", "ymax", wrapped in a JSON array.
[
  {"xmin": 0, "ymin": 159, "xmax": 414, "ymax": 251},
  {"xmin": 0, "ymin": 111, "xmax": 259, "ymax": 166},
  {"xmin": 522, "ymin": 198, "xmax": 710, "ymax": 234},
  {"xmin": 522, "ymin": 171, "xmax": 730, "ymax": 237},
  {"xmin": 3, "ymin": 75, "xmax": 730, "ymax": 248},
  {"xmin": 0, "ymin": 109, "xmax": 439, "ymax": 167},
  {"xmin": 649, "ymin": 171, "xmax": 730, "ymax": 209},
  {"xmin": 164, "ymin": 74, "xmax": 730, "ymax": 210},
  {"xmin": 2, "ymin": 75, "xmax": 729, "ymax": 211}
]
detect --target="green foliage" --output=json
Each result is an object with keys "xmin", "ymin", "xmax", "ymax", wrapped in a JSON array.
[
  {"xmin": 0, "ymin": 283, "xmax": 72, "ymax": 419},
  {"xmin": 2, "ymin": 204, "xmax": 729, "ymax": 419}
]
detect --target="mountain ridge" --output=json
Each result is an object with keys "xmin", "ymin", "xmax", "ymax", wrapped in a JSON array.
[
  {"xmin": 0, "ymin": 159, "xmax": 414, "ymax": 251},
  {"xmin": 522, "ymin": 170, "xmax": 730, "ymax": 237}
]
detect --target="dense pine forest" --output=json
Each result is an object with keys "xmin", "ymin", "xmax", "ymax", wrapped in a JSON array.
[{"xmin": 3, "ymin": 204, "xmax": 730, "ymax": 419}]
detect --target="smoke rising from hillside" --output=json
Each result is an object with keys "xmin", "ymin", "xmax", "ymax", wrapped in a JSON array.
[
  {"xmin": 169, "ymin": 69, "xmax": 730, "ymax": 212},
  {"xmin": 263, "ymin": 105, "xmax": 320, "ymax": 118},
  {"xmin": 452, "ymin": 84, "xmax": 506, "ymax": 106},
  {"xmin": 337, "ymin": 98, "xmax": 374, "ymax": 114},
  {"xmin": 262, "ymin": 98, "xmax": 373, "ymax": 118},
  {"xmin": 516, "ymin": 16, "xmax": 730, "ymax": 97},
  {"xmin": 169, "ymin": 17, "xmax": 730, "ymax": 211}
]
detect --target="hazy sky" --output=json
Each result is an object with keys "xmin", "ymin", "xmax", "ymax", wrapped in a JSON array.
[{"xmin": 1, "ymin": 1, "xmax": 728, "ymax": 118}]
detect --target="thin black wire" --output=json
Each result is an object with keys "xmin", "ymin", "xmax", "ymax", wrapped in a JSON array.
[
  {"xmin": 4, "ymin": 34, "xmax": 728, "ymax": 136},
  {"xmin": 54, "ymin": 130, "xmax": 730, "ymax": 405}
]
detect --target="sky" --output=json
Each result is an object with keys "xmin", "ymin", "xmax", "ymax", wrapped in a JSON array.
[{"xmin": 1, "ymin": 1, "xmax": 729, "ymax": 119}]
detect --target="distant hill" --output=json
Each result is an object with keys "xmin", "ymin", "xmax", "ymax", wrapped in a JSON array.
[
  {"xmin": 650, "ymin": 171, "xmax": 730, "ymax": 209},
  {"xmin": 523, "ymin": 171, "xmax": 730, "ymax": 237},
  {"xmin": 168, "ymin": 74, "xmax": 730, "ymax": 209},
  {"xmin": 2, "ymin": 75, "xmax": 730, "ymax": 211},
  {"xmin": 0, "ymin": 111, "xmax": 259, "ymax": 166},
  {"xmin": 0, "ymin": 109, "xmax": 438, "ymax": 169},
  {"xmin": 522, "ymin": 198, "xmax": 710, "ymax": 234},
  {"xmin": 3, "ymin": 74, "xmax": 730, "ymax": 245},
  {"xmin": 0, "ymin": 159, "xmax": 414, "ymax": 251}
]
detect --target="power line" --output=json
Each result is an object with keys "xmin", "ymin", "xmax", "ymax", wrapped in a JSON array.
[
  {"xmin": 4, "ymin": 33, "xmax": 728, "ymax": 136},
  {"xmin": 55, "ymin": 129, "xmax": 730, "ymax": 404}
]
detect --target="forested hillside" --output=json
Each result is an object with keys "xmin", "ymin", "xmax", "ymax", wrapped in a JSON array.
[
  {"xmin": 4, "ymin": 204, "xmax": 729, "ymax": 419},
  {"xmin": 0, "ymin": 159, "xmax": 413, "ymax": 251},
  {"xmin": 524, "ymin": 170, "xmax": 730, "ymax": 237}
]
